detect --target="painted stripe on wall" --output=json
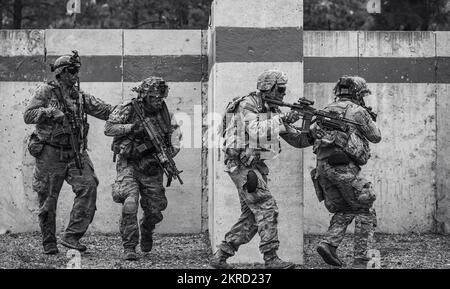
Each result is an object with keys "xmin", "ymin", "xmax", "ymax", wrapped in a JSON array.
[
  {"xmin": 0, "ymin": 55, "xmax": 204, "ymax": 82},
  {"xmin": 304, "ymin": 57, "xmax": 358, "ymax": 83},
  {"xmin": 123, "ymin": 55, "xmax": 205, "ymax": 82},
  {"xmin": 214, "ymin": 27, "xmax": 303, "ymax": 63},
  {"xmin": 2, "ymin": 55, "xmax": 449, "ymax": 83}
]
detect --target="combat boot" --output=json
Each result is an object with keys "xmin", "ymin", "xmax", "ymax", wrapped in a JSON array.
[
  {"xmin": 352, "ymin": 257, "xmax": 371, "ymax": 269},
  {"xmin": 60, "ymin": 237, "xmax": 87, "ymax": 252},
  {"xmin": 124, "ymin": 247, "xmax": 139, "ymax": 261},
  {"xmin": 43, "ymin": 243, "xmax": 59, "ymax": 255},
  {"xmin": 140, "ymin": 233, "xmax": 153, "ymax": 253},
  {"xmin": 263, "ymin": 250, "xmax": 295, "ymax": 269},
  {"xmin": 316, "ymin": 242, "xmax": 343, "ymax": 267},
  {"xmin": 210, "ymin": 249, "xmax": 233, "ymax": 269}
]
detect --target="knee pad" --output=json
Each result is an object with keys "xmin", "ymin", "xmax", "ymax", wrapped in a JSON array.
[
  {"xmin": 246, "ymin": 170, "xmax": 258, "ymax": 193},
  {"xmin": 123, "ymin": 197, "xmax": 138, "ymax": 214}
]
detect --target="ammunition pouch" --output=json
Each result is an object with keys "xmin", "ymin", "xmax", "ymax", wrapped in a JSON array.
[
  {"xmin": 27, "ymin": 132, "xmax": 45, "ymax": 158},
  {"xmin": 327, "ymin": 151, "xmax": 350, "ymax": 166},
  {"xmin": 310, "ymin": 168, "xmax": 324, "ymax": 202},
  {"xmin": 136, "ymin": 158, "xmax": 160, "ymax": 175}
]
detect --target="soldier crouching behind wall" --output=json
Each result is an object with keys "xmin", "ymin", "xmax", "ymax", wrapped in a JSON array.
[
  {"xmin": 104, "ymin": 77, "xmax": 182, "ymax": 261},
  {"xmin": 23, "ymin": 51, "xmax": 114, "ymax": 254},
  {"xmin": 210, "ymin": 69, "xmax": 317, "ymax": 269},
  {"xmin": 309, "ymin": 76, "xmax": 381, "ymax": 269}
]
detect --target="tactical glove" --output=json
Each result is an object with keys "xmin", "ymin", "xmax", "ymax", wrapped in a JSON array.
[
  {"xmin": 280, "ymin": 111, "xmax": 301, "ymax": 124},
  {"xmin": 131, "ymin": 123, "xmax": 144, "ymax": 135},
  {"xmin": 51, "ymin": 109, "xmax": 65, "ymax": 123}
]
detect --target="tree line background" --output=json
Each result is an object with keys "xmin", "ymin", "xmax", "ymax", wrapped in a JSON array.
[{"xmin": 0, "ymin": 0, "xmax": 449, "ymax": 30}]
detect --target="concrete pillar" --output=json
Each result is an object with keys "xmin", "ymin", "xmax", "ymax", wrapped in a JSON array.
[{"xmin": 207, "ymin": 0, "xmax": 304, "ymax": 263}]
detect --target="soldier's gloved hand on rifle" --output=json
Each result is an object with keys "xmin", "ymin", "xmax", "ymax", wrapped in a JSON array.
[
  {"xmin": 310, "ymin": 122, "xmax": 327, "ymax": 139},
  {"xmin": 280, "ymin": 111, "xmax": 301, "ymax": 124},
  {"xmin": 131, "ymin": 122, "xmax": 145, "ymax": 136},
  {"xmin": 51, "ymin": 109, "xmax": 65, "ymax": 123}
]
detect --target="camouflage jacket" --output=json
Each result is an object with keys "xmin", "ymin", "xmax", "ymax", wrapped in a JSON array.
[
  {"xmin": 312, "ymin": 99, "xmax": 381, "ymax": 165},
  {"xmin": 104, "ymin": 99, "xmax": 181, "ymax": 160},
  {"xmin": 23, "ymin": 81, "xmax": 114, "ymax": 148},
  {"xmin": 222, "ymin": 92, "xmax": 313, "ymax": 163}
]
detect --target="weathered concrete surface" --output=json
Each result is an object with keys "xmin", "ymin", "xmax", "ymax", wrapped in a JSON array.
[
  {"xmin": 124, "ymin": 30, "xmax": 202, "ymax": 56},
  {"xmin": 304, "ymin": 31, "xmax": 358, "ymax": 57},
  {"xmin": 0, "ymin": 30, "xmax": 45, "ymax": 56},
  {"xmin": 358, "ymin": 31, "xmax": 435, "ymax": 57},
  {"xmin": 213, "ymin": 0, "xmax": 303, "ymax": 28},
  {"xmin": 45, "ymin": 30, "xmax": 123, "ymax": 55},
  {"xmin": 436, "ymin": 31, "xmax": 450, "ymax": 234}
]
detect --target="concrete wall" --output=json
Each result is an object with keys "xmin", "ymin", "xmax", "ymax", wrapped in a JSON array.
[
  {"xmin": 207, "ymin": 0, "xmax": 304, "ymax": 264},
  {"xmin": 1, "ymin": 28, "xmax": 450, "ymax": 238},
  {"xmin": 0, "ymin": 29, "xmax": 205, "ymax": 234}
]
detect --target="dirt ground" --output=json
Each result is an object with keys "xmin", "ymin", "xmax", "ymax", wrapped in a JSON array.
[{"xmin": 0, "ymin": 231, "xmax": 449, "ymax": 269}]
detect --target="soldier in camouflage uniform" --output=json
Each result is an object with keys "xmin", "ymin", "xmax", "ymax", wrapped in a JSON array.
[
  {"xmin": 210, "ymin": 69, "xmax": 315, "ymax": 269},
  {"xmin": 309, "ymin": 76, "xmax": 381, "ymax": 268},
  {"xmin": 104, "ymin": 77, "xmax": 181, "ymax": 261},
  {"xmin": 24, "ymin": 51, "xmax": 114, "ymax": 254}
]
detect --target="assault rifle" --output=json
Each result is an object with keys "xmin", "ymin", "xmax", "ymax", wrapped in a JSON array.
[
  {"xmin": 54, "ymin": 86, "xmax": 84, "ymax": 175},
  {"xmin": 263, "ymin": 97, "xmax": 362, "ymax": 133},
  {"xmin": 131, "ymin": 100, "xmax": 183, "ymax": 187}
]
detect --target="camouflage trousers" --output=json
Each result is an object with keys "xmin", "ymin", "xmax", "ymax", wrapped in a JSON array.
[
  {"xmin": 316, "ymin": 160, "xmax": 377, "ymax": 259},
  {"xmin": 218, "ymin": 161, "xmax": 280, "ymax": 255},
  {"xmin": 112, "ymin": 156, "xmax": 167, "ymax": 249},
  {"xmin": 32, "ymin": 145, "xmax": 99, "ymax": 247}
]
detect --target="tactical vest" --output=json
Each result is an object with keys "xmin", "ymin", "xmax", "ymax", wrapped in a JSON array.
[
  {"xmin": 47, "ymin": 81, "xmax": 89, "ymax": 150},
  {"xmin": 315, "ymin": 100, "xmax": 371, "ymax": 166},
  {"xmin": 112, "ymin": 101, "xmax": 173, "ymax": 161}
]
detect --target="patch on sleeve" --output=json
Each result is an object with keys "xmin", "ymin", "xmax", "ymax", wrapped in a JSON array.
[{"xmin": 108, "ymin": 103, "xmax": 132, "ymax": 123}]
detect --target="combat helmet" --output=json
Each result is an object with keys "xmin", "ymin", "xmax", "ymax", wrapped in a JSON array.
[
  {"xmin": 256, "ymin": 69, "xmax": 288, "ymax": 91},
  {"xmin": 50, "ymin": 50, "xmax": 81, "ymax": 76},
  {"xmin": 333, "ymin": 76, "xmax": 371, "ymax": 99},
  {"xmin": 132, "ymin": 76, "xmax": 168, "ymax": 98}
]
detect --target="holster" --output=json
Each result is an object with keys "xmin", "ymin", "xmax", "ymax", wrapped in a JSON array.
[
  {"xmin": 27, "ymin": 132, "xmax": 45, "ymax": 158},
  {"xmin": 246, "ymin": 170, "xmax": 258, "ymax": 193},
  {"xmin": 310, "ymin": 168, "xmax": 324, "ymax": 202}
]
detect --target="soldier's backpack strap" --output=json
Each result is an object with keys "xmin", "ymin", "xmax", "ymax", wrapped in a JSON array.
[{"xmin": 160, "ymin": 101, "xmax": 173, "ymax": 133}]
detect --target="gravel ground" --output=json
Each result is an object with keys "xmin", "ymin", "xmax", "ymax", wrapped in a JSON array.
[{"xmin": 0, "ymin": 232, "xmax": 449, "ymax": 269}]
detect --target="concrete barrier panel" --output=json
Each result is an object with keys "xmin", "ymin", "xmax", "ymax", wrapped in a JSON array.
[
  {"xmin": 303, "ymin": 31, "xmax": 359, "ymax": 233},
  {"xmin": 210, "ymin": 61, "xmax": 304, "ymax": 263},
  {"xmin": 436, "ymin": 32, "xmax": 450, "ymax": 233},
  {"xmin": 45, "ymin": 30, "xmax": 123, "ymax": 56},
  {"xmin": 213, "ymin": 0, "xmax": 303, "ymax": 28},
  {"xmin": 122, "ymin": 82, "xmax": 203, "ymax": 233},
  {"xmin": 362, "ymin": 83, "xmax": 436, "ymax": 233},
  {"xmin": 124, "ymin": 30, "xmax": 202, "ymax": 56},
  {"xmin": 0, "ymin": 82, "xmax": 42, "ymax": 233},
  {"xmin": 0, "ymin": 30, "xmax": 45, "ymax": 56}
]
